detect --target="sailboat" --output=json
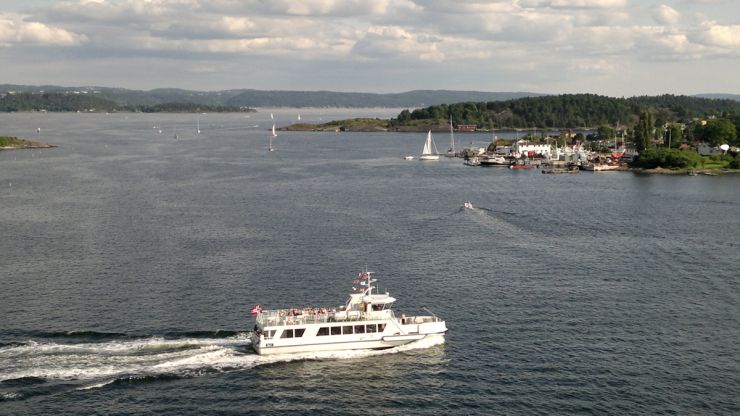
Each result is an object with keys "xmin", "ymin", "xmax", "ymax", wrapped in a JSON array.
[
  {"xmin": 196, "ymin": 115, "xmax": 201, "ymax": 134},
  {"xmin": 445, "ymin": 115, "xmax": 455, "ymax": 157},
  {"xmin": 419, "ymin": 130, "xmax": 439, "ymax": 160},
  {"xmin": 269, "ymin": 123, "xmax": 277, "ymax": 152},
  {"xmin": 297, "ymin": 114, "xmax": 301, "ymax": 121},
  {"xmin": 611, "ymin": 121, "xmax": 626, "ymax": 159}
]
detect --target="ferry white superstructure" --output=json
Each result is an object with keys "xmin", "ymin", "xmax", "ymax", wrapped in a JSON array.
[{"xmin": 250, "ymin": 270, "xmax": 447, "ymax": 355}]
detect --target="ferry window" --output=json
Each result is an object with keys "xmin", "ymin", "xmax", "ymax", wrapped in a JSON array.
[
  {"xmin": 331, "ymin": 326, "xmax": 341, "ymax": 336},
  {"xmin": 377, "ymin": 324, "xmax": 385, "ymax": 332},
  {"xmin": 264, "ymin": 330, "xmax": 276, "ymax": 339},
  {"xmin": 342, "ymin": 326, "xmax": 353, "ymax": 335},
  {"xmin": 294, "ymin": 328, "xmax": 306, "ymax": 337},
  {"xmin": 354, "ymin": 325, "xmax": 365, "ymax": 334},
  {"xmin": 366, "ymin": 324, "xmax": 377, "ymax": 333},
  {"xmin": 280, "ymin": 329, "xmax": 294, "ymax": 338},
  {"xmin": 372, "ymin": 304, "xmax": 382, "ymax": 311},
  {"xmin": 317, "ymin": 327, "xmax": 329, "ymax": 336}
]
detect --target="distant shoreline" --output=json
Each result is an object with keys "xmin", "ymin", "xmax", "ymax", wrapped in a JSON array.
[{"xmin": 0, "ymin": 136, "xmax": 55, "ymax": 150}]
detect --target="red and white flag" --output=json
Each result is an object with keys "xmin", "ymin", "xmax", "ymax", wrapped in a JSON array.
[{"xmin": 250, "ymin": 304, "xmax": 263, "ymax": 315}]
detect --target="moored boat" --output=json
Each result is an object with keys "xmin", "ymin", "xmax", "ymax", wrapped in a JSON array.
[
  {"xmin": 464, "ymin": 156, "xmax": 481, "ymax": 166},
  {"xmin": 584, "ymin": 163, "xmax": 621, "ymax": 171},
  {"xmin": 509, "ymin": 163, "xmax": 534, "ymax": 169},
  {"xmin": 250, "ymin": 269, "xmax": 447, "ymax": 355},
  {"xmin": 542, "ymin": 165, "xmax": 579, "ymax": 174},
  {"xmin": 479, "ymin": 155, "xmax": 508, "ymax": 166}
]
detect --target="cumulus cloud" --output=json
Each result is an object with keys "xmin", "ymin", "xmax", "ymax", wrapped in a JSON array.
[
  {"xmin": 690, "ymin": 21, "xmax": 740, "ymax": 49},
  {"xmin": 653, "ymin": 4, "xmax": 682, "ymax": 25},
  {"xmin": 0, "ymin": 13, "xmax": 87, "ymax": 46},
  {"xmin": 515, "ymin": 0, "xmax": 628, "ymax": 9},
  {"xmin": 352, "ymin": 25, "xmax": 445, "ymax": 61}
]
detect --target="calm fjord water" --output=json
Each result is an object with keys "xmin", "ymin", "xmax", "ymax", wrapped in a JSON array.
[{"xmin": 1, "ymin": 112, "xmax": 739, "ymax": 415}]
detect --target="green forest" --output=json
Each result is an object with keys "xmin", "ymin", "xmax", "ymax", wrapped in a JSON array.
[
  {"xmin": 394, "ymin": 94, "xmax": 739, "ymax": 129},
  {"xmin": 0, "ymin": 93, "xmax": 253, "ymax": 113}
]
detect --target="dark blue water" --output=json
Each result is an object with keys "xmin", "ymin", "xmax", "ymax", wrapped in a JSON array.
[{"xmin": 1, "ymin": 112, "xmax": 739, "ymax": 415}]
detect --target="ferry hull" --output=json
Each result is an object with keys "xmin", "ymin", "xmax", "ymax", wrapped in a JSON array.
[{"xmin": 252, "ymin": 332, "xmax": 444, "ymax": 355}]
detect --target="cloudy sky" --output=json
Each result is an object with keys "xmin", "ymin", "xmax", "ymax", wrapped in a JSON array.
[{"xmin": 1, "ymin": 0, "xmax": 738, "ymax": 95}]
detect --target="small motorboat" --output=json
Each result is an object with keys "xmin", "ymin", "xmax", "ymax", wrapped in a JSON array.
[
  {"xmin": 464, "ymin": 157, "xmax": 480, "ymax": 166},
  {"xmin": 463, "ymin": 201, "xmax": 473, "ymax": 209},
  {"xmin": 404, "ymin": 155, "xmax": 414, "ymax": 160}
]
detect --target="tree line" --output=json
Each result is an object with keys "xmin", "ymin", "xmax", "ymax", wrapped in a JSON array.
[
  {"xmin": 394, "ymin": 94, "xmax": 738, "ymax": 130},
  {"xmin": 0, "ymin": 93, "xmax": 253, "ymax": 113}
]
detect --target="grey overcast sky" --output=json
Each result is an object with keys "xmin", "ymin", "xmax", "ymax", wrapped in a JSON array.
[{"xmin": 1, "ymin": 0, "xmax": 738, "ymax": 95}]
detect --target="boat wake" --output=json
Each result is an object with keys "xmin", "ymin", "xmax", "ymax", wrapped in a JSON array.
[{"xmin": 0, "ymin": 331, "xmax": 443, "ymax": 400}]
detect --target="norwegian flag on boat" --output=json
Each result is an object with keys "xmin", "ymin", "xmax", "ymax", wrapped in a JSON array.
[{"xmin": 250, "ymin": 304, "xmax": 263, "ymax": 315}]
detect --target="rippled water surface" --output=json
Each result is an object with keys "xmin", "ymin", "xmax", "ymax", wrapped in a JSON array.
[{"xmin": 1, "ymin": 112, "xmax": 739, "ymax": 415}]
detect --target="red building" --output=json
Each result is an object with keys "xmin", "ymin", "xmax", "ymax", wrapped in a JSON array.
[{"xmin": 457, "ymin": 124, "xmax": 477, "ymax": 132}]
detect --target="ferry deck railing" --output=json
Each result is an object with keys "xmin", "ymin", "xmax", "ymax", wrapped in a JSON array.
[{"xmin": 256, "ymin": 308, "xmax": 443, "ymax": 327}]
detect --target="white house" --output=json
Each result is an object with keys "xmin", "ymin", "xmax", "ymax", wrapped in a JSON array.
[{"xmin": 512, "ymin": 140, "xmax": 552, "ymax": 158}]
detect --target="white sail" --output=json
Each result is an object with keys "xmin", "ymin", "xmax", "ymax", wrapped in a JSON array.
[
  {"xmin": 422, "ymin": 131, "xmax": 433, "ymax": 155},
  {"xmin": 269, "ymin": 123, "xmax": 277, "ymax": 151},
  {"xmin": 420, "ymin": 130, "xmax": 439, "ymax": 160},
  {"xmin": 446, "ymin": 115, "xmax": 455, "ymax": 156}
]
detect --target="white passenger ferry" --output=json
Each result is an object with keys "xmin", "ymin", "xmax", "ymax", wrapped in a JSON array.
[{"xmin": 250, "ymin": 270, "xmax": 447, "ymax": 355}]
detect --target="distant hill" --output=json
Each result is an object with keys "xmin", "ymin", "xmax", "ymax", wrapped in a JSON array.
[
  {"xmin": 224, "ymin": 90, "xmax": 543, "ymax": 108},
  {"xmin": 0, "ymin": 91, "xmax": 252, "ymax": 113},
  {"xmin": 695, "ymin": 93, "xmax": 740, "ymax": 102},
  {"xmin": 2, "ymin": 84, "xmax": 736, "ymax": 111},
  {"xmin": 0, "ymin": 92, "xmax": 119, "ymax": 112},
  {"xmin": 0, "ymin": 84, "xmax": 542, "ymax": 108}
]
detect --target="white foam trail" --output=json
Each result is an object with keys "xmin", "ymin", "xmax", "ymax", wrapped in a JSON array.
[
  {"xmin": 0, "ymin": 333, "xmax": 444, "ymax": 388},
  {"xmin": 0, "ymin": 334, "xmax": 251, "ymax": 359},
  {"xmin": 1, "ymin": 392, "xmax": 23, "ymax": 400},
  {"xmin": 77, "ymin": 379, "xmax": 116, "ymax": 391},
  {"xmin": 0, "ymin": 334, "xmax": 251, "ymax": 382}
]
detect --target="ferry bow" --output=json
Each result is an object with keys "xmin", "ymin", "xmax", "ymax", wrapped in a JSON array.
[{"xmin": 250, "ymin": 270, "xmax": 447, "ymax": 355}]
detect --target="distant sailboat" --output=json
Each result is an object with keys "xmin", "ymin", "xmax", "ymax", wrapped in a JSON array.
[
  {"xmin": 446, "ymin": 115, "xmax": 455, "ymax": 157},
  {"xmin": 419, "ymin": 130, "xmax": 439, "ymax": 161},
  {"xmin": 196, "ymin": 115, "xmax": 201, "ymax": 134},
  {"xmin": 173, "ymin": 127, "xmax": 178, "ymax": 140},
  {"xmin": 297, "ymin": 114, "xmax": 301, "ymax": 121},
  {"xmin": 269, "ymin": 122, "xmax": 277, "ymax": 152}
]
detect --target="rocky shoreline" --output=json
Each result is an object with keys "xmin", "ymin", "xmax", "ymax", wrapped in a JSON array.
[{"xmin": 0, "ymin": 137, "xmax": 55, "ymax": 151}]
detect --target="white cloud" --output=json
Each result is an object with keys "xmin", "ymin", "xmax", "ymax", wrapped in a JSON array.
[
  {"xmin": 690, "ymin": 21, "xmax": 740, "ymax": 49},
  {"xmin": 517, "ymin": 0, "xmax": 627, "ymax": 8},
  {"xmin": 352, "ymin": 25, "xmax": 444, "ymax": 61},
  {"xmin": 201, "ymin": 0, "xmax": 401, "ymax": 17},
  {"xmin": 0, "ymin": 13, "xmax": 87, "ymax": 46},
  {"xmin": 653, "ymin": 4, "xmax": 681, "ymax": 25},
  {"xmin": 549, "ymin": 0, "xmax": 627, "ymax": 9}
]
